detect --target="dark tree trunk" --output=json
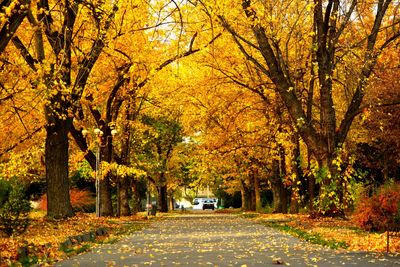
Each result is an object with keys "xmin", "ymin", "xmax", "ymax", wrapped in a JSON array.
[
  {"xmin": 45, "ymin": 116, "xmax": 74, "ymax": 219},
  {"xmin": 240, "ymin": 183, "xmax": 246, "ymax": 210},
  {"xmin": 131, "ymin": 179, "xmax": 141, "ymax": 213},
  {"xmin": 99, "ymin": 173, "xmax": 113, "ymax": 216},
  {"xmin": 307, "ymin": 153, "xmax": 316, "ymax": 212},
  {"xmin": 240, "ymin": 179, "xmax": 252, "ymax": 211},
  {"xmin": 158, "ymin": 185, "xmax": 168, "ymax": 212},
  {"xmin": 254, "ymin": 175, "xmax": 261, "ymax": 212},
  {"xmin": 0, "ymin": 0, "xmax": 29, "ymax": 54},
  {"xmin": 250, "ymin": 181, "xmax": 256, "ymax": 211},
  {"xmin": 271, "ymin": 159, "xmax": 289, "ymax": 213},
  {"xmin": 117, "ymin": 176, "xmax": 131, "ymax": 216},
  {"xmin": 290, "ymin": 134, "xmax": 301, "ymax": 213}
]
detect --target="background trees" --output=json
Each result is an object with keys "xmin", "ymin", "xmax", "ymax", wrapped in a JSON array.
[
  {"xmin": 192, "ymin": 0, "xmax": 400, "ymax": 215},
  {"xmin": 0, "ymin": 0, "xmax": 398, "ymax": 218}
]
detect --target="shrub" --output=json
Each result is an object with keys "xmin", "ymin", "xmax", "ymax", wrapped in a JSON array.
[
  {"xmin": 39, "ymin": 189, "xmax": 95, "ymax": 212},
  {"xmin": 0, "ymin": 181, "xmax": 32, "ymax": 236},
  {"xmin": 353, "ymin": 182, "xmax": 400, "ymax": 231}
]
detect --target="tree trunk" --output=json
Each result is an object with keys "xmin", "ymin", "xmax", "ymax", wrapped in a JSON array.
[
  {"xmin": 45, "ymin": 116, "xmax": 74, "ymax": 219},
  {"xmin": 157, "ymin": 185, "xmax": 168, "ymax": 212},
  {"xmin": 250, "ymin": 185, "xmax": 256, "ymax": 211},
  {"xmin": 99, "ymin": 173, "xmax": 113, "ymax": 216},
  {"xmin": 240, "ymin": 184, "xmax": 246, "ymax": 210},
  {"xmin": 131, "ymin": 179, "xmax": 140, "ymax": 214},
  {"xmin": 240, "ymin": 179, "xmax": 252, "ymax": 211},
  {"xmin": 290, "ymin": 134, "xmax": 301, "ymax": 214},
  {"xmin": 307, "ymin": 153, "xmax": 316, "ymax": 212},
  {"xmin": 169, "ymin": 196, "xmax": 174, "ymax": 211},
  {"xmin": 254, "ymin": 175, "xmax": 261, "ymax": 212},
  {"xmin": 117, "ymin": 176, "xmax": 131, "ymax": 216},
  {"xmin": 271, "ymin": 159, "xmax": 288, "ymax": 213}
]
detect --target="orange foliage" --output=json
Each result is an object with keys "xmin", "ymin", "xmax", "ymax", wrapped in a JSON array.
[
  {"xmin": 0, "ymin": 212, "xmax": 147, "ymax": 265},
  {"xmin": 39, "ymin": 189, "xmax": 95, "ymax": 212},
  {"xmin": 353, "ymin": 183, "xmax": 400, "ymax": 231}
]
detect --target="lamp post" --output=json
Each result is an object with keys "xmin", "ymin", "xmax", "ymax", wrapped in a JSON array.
[{"xmin": 82, "ymin": 127, "xmax": 118, "ymax": 217}]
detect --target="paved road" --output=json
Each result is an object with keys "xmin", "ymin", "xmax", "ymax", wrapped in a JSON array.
[{"xmin": 55, "ymin": 214, "xmax": 400, "ymax": 266}]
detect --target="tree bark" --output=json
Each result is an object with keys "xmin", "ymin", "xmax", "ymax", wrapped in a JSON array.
[
  {"xmin": 0, "ymin": 0, "xmax": 30, "ymax": 54},
  {"xmin": 45, "ymin": 116, "xmax": 74, "ymax": 219},
  {"xmin": 254, "ymin": 175, "xmax": 261, "ymax": 212},
  {"xmin": 99, "ymin": 173, "xmax": 113, "ymax": 216},
  {"xmin": 290, "ymin": 134, "xmax": 301, "ymax": 214},
  {"xmin": 271, "ymin": 159, "xmax": 289, "ymax": 213},
  {"xmin": 240, "ymin": 179, "xmax": 252, "ymax": 211},
  {"xmin": 307, "ymin": 153, "xmax": 316, "ymax": 212},
  {"xmin": 169, "ymin": 195, "xmax": 174, "ymax": 211},
  {"xmin": 117, "ymin": 176, "xmax": 131, "ymax": 216},
  {"xmin": 131, "ymin": 179, "xmax": 141, "ymax": 214},
  {"xmin": 249, "ymin": 177, "xmax": 256, "ymax": 211},
  {"xmin": 157, "ymin": 184, "xmax": 168, "ymax": 212}
]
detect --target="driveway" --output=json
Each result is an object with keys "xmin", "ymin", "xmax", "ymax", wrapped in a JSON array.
[{"xmin": 54, "ymin": 214, "xmax": 400, "ymax": 266}]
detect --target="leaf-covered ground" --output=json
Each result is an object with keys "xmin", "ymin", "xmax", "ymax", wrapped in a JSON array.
[
  {"xmin": 0, "ymin": 211, "xmax": 150, "ymax": 266},
  {"xmin": 0, "ymin": 211, "xmax": 399, "ymax": 266},
  {"xmin": 251, "ymin": 213, "xmax": 400, "ymax": 253},
  {"xmin": 54, "ymin": 213, "xmax": 399, "ymax": 266}
]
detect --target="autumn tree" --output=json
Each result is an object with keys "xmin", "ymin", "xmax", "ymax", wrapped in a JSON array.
[
  {"xmin": 138, "ymin": 115, "xmax": 183, "ymax": 212},
  {"xmin": 194, "ymin": 0, "xmax": 400, "ymax": 215},
  {"xmin": 2, "ymin": 0, "xmax": 120, "ymax": 218}
]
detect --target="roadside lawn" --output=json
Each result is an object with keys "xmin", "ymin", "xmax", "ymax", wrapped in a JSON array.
[
  {"xmin": 0, "ymin": 211, "xmax": 151, "ymax": 266},
  {"xmin": 243, "ymin": 213, "xmax": 400, "ymax": 253},
  {"xmin": 1, "ymin": 210, "xmax": 399, "ymax": 266}
]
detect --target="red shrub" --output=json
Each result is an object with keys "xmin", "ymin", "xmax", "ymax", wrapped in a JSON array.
[
  {"xmin": 353, "ymin": 183, "xmax": 400, "ymax": 231},
  {"xmin": 39, "ymin": 189, "xmax": 95, "ymax": 212}
]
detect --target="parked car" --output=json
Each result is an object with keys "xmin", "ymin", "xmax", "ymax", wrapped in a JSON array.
[{"xmin": 202, "ymin": 199, "xmax": 215, "ymax": 210}]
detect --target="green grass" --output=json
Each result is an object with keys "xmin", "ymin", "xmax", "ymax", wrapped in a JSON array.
[
  {"xmin": 265, "ymin": 222, "xmax": 349, "ymax": 250},
  {"xmin": 239, "ymin": 212, "xmax": 260, "ymax": 219}
]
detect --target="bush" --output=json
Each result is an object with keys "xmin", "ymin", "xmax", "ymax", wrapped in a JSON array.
[
  {"xmin": 0, "ymin": 181, "xmax": 32, "ymax": 236},
  {"xmin": 39, "ymin": 189, "xmax": 95, "ymax": 212},
  {"xmin": 353, "ymin": 182, "xmax": 400, "ymax": 231}
]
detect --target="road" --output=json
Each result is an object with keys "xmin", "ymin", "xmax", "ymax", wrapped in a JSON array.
[{"xmin": 54, "ymin": 213, "xmax": 400, "ymax": 266}]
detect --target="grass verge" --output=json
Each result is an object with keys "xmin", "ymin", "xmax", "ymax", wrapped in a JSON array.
[{"xmin": 263, "ymin": 221, "xmax": 349, "ymax": 250}]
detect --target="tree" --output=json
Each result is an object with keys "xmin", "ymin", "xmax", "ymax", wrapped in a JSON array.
[
  {"xmin": 139, "ymin": 115, "xmax": 183, "ymax": 212},
  {"xmin": 201, "ymin": 0, "xmax": 400, "ymax": 215},
  {"xmin": 6, "ymin": 0, "xmax": 120, "ymax": 218}
]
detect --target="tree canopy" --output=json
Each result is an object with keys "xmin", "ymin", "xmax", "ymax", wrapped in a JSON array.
[{"xmin": 0, "ymin": 0, "xmax": 399, "ymax": 217}]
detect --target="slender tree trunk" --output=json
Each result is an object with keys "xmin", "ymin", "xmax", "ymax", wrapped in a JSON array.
[
  {"xmin": 290, "ymin": 134, "xmax": 301, "ymax": 213},
  {"xmin": 250, "ymin": 180, "xmax": 256, "ymax": 211},
  {"xmin": 254, "ymin": 175, "xmax": 261, "ymax": 212},
  {"xmin": 240, "ymin": 183, "xmax": 246, "ymax": 210},
  {"xmin": 45, "ymin": 116, "xmax": 74, "ymax": 219},
  {"xmin": 169, "ymin": 196, "xmax": 174, "ymax": 211},
  {"xmin": 279, "ymin": 146, "xmax": 289, "ymax": 213},
  {"xmin": 307, "ymin": 153, "xmax": 316, "ymax": 212}
]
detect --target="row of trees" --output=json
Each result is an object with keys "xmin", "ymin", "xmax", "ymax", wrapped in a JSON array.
[{"xmin": 0, "ymin": 0, "xmax": 399, "ymax": 218}]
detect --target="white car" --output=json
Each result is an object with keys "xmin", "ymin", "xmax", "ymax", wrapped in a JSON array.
[{"xmin": 193, "ymin": 198, "xmax": 218, "ymax": 210}]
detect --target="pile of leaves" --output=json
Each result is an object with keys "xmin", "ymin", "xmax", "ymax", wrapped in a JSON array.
[
  {"xmin": 0, "ymin": 211, "xmax": 149, "ymax": 266},
  {"xmin": 255, "ymin": 213, "xmax": 400, "ymax": 253}
]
